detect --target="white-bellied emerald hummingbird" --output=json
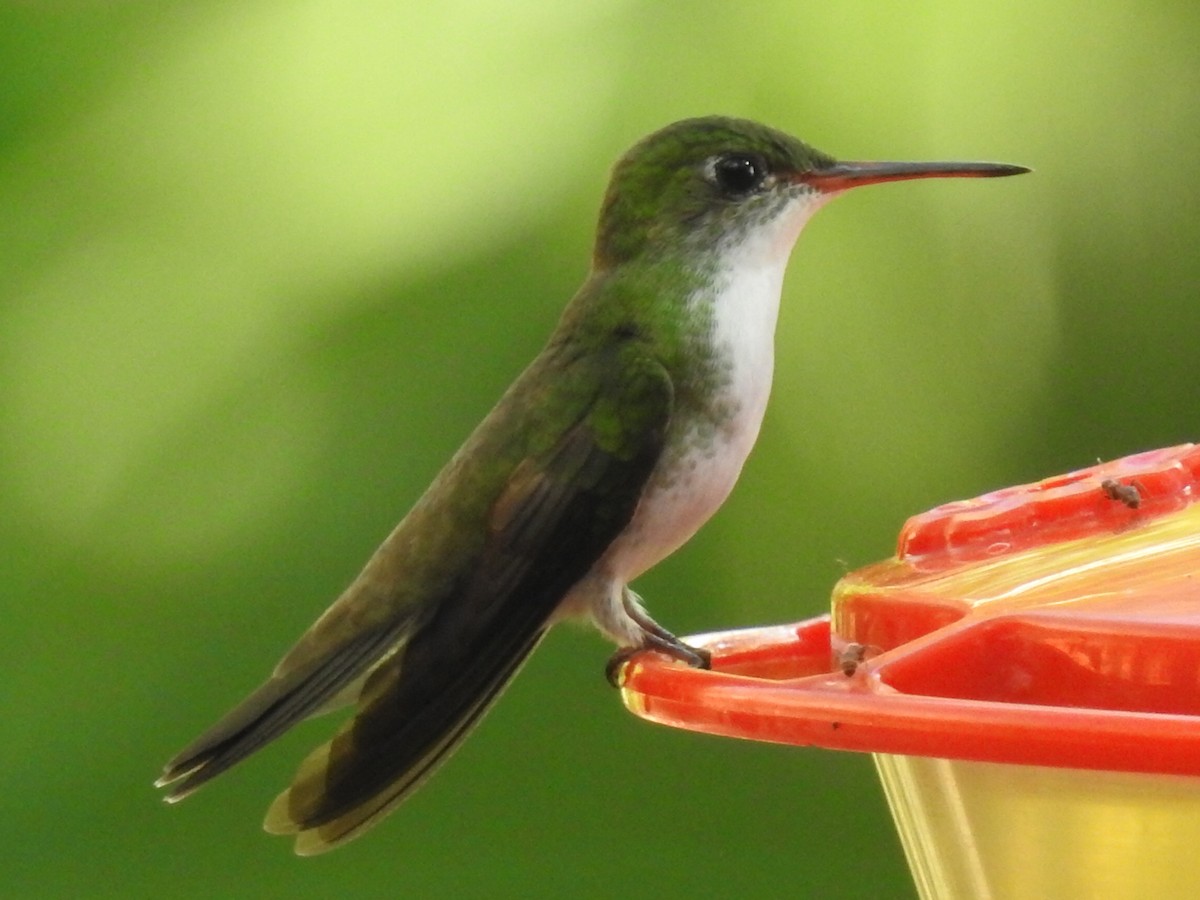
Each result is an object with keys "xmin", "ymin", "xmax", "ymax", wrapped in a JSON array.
[{"xmin": 157, "ymin": 116, "xmax": 1027, "ymax": 854}]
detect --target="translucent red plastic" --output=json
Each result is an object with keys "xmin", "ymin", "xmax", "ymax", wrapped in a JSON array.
[{"xmin": 619, "ymin": 444, "xmax": 1200, "ymax": 775}]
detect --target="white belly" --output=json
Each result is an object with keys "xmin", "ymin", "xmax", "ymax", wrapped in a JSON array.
[
  {"xmin": 604, "ymin": 254, "xmax": 785, "ymax": 582},
  {"xmin": 606, "ymin": 404, "xmax": 764, "ymax": 582}
]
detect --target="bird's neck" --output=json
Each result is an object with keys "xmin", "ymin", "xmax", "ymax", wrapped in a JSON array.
[{"xmin": 556, "ymin": 192, "xmax": 830, "ymax": 442}]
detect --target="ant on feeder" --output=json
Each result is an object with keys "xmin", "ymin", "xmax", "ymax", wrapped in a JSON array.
[{"xmin": 1100, "ymin": 478, "xmax": 1141, "ymax": 510}]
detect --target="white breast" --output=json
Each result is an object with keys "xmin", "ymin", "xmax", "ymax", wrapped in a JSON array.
[{"xmin": 603, "ymin": 189, "xmax": 831, "ymax": 582}]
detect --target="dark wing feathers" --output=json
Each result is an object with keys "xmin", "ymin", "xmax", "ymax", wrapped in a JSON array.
[
  {"xmin": 266, "ymin": 607, "xmax": 550, "ymax": 853},
  {"xmin": 158, "ymin": 342, "xmax": 672, "ymax": 853},
  {"xmin": 156, "ymin": 616, "xmax": 411, "ymax": 800}
]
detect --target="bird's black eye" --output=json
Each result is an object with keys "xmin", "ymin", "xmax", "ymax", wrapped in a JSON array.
[{"xmin": 710, "ymin": 153, "xmax": 768, "ymax": 195}]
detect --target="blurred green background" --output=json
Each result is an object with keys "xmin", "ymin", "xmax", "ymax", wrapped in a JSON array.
[{"xmin": 3, "ymin": 2, "xmax": 1199, "ymax": 898}]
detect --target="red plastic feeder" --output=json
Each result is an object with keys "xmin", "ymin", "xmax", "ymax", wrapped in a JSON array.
[{"xmin": 618, "ymin": 444, "xmax": 1200, "ymax": 899}]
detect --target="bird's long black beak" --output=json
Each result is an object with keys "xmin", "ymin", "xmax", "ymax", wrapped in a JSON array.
[{"xmin": 800, "ymin": 159, "xmax": 1030, "ymax": 192}]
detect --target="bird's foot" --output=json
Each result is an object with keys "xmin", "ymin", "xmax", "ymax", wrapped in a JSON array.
[
  {"xmin": 605, "ymin": 633, "xmax": 712, "ymax": 687},
  {"xmin": 605, "ymin": 587, "xmax": 712, "ymax": 686}
]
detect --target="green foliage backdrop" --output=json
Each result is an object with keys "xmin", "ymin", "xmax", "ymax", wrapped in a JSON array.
[{"xmin": 3, "ymin": 2, "xmax": 1198, "ymax": 897}]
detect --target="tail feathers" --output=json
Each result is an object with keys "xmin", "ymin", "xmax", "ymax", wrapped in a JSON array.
[
  {"xmin": 263, "ymin": 624, "xmax": 548, "ymax": 854},
  {"xmin": 156, "ymin": 622, "xmax": 404, "ymax": 801}
]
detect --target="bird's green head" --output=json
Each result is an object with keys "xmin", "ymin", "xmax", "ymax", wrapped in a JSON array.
[
  {"xmin": 593, "ymin": 116, "xmax": 1028, "ymax": 270},
  {"xmin": 594, "ymin": 117, "xmax": 832, "ymax": 269}
]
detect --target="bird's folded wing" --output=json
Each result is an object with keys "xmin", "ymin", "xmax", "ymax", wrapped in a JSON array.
[{"xmin": 264, "ymin": 342, "xmax": 674, "ymax": 853}]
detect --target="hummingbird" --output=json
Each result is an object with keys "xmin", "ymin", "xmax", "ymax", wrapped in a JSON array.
[{"xmin": 156, "ymin": 116, "xmax": 1027, "ymax": 854}]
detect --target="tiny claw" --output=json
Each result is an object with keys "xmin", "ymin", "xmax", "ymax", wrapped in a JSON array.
[
  {"xmin": 605, "ymin": 648, "xmax": 636, "ymax": 687},
  {"xmin": 604, "ymin": 638, "xmax": 712, "ymax": 688},
  {"xmin": 681, "ymin": 643, "xmax": 713, "ymax": 670}
]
